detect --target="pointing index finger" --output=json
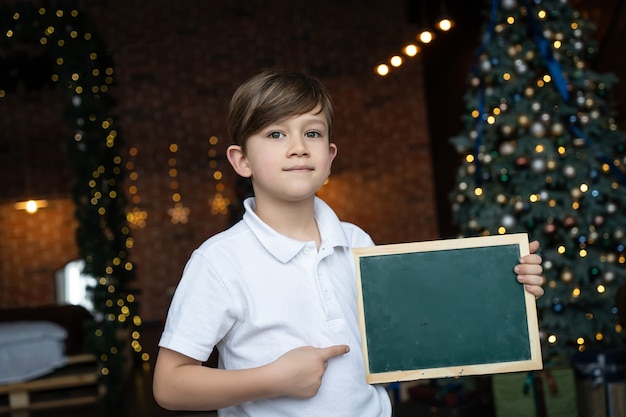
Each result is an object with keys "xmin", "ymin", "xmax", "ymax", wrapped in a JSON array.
[{"xmin": 320, "ymin": 344, "xmax": 350, "ymax": 361}]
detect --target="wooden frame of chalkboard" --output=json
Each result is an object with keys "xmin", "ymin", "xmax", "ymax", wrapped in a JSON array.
[{"xmin": 353, "ymin": 233, "xmax": 542, "ymax": 384}]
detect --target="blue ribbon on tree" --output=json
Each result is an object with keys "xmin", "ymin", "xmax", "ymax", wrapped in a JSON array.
[
  {"xmin": 469, "ymin": 0, "xmax": 500, "ymax": 186},
  {"xmin": 522, "ymin": 0, "xmax": 570, "ymax": 101}
]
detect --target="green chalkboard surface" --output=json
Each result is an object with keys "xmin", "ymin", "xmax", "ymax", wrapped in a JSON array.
[{"xmin": 354, "ymin": 234, "xmax": 542, "ymax": 383}]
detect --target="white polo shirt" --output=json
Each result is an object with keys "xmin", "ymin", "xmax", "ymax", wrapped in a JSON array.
[{"xmin": 159, "ymin": 196, "xmax": 391, "ymax": 417}]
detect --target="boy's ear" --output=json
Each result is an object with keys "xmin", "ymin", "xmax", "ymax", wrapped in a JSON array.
[
  {"xmin": 226, "ymin": 145, "xmax": 252, "ymax": 178},
  {"xmin": 329, "ymin": 142, "xmax": 338, "ymax": 162}
]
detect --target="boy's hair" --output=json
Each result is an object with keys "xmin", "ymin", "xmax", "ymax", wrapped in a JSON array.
[{"xmin": 227, "ymin": 68, "xmax": 334, "ymax": 149}]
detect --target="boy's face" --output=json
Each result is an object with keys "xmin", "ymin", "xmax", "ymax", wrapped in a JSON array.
[{"xmin": 227, "ymin": 106, "xmax": 337, "ymax": 204}]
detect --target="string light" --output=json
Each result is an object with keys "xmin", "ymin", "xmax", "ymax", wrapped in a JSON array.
[
  {"xmin": 437, "ymin": 18, "xmax": 453, "ymax": 31},
  {"xmin": 208, "ymin": 135, "xmax": 230, "ymax": 215},
  {"xmin": 375, "ymin": 4, "xmax": 455, "ymax": 76},
  {"xmin": 418, "ymin": 30, "xmax": 434, "ymax": 44},
  {"xmin": 167, "ymin": 142, "xmax": 190, "ymax": 224},
  {"xmin": 126, "ymin": 147, "xmax": 148, "ymax": 228}
]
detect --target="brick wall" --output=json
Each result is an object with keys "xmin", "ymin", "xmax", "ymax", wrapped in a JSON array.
[{"xmin": 0, "ymin": 0, "xmax": 438, "ymax": 320}]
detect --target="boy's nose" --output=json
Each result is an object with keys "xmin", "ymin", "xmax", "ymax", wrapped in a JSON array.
[{"xmin": 287, "ymin": 136, "xmax": 309, "ymax": 156}]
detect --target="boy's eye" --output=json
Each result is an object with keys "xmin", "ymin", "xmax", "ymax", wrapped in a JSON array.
[
  {"xmin": 305, "ymin": 131, "xmax": 322, "ymax": 138},
  {"xmin": 267, "ymin": 131, "xmax": 285, "ymax": 139}
]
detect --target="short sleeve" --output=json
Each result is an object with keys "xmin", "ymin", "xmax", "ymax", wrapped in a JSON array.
[{"xmin": 158, "ymin": 250, "xmax": 239, "ymax": 361}]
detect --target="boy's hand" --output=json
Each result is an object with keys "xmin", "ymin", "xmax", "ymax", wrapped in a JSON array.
[
  {"xmin": 516, "ymin": 240, "xmax": 544, "ymax": 299},
  {"xmin": 270, "ymin": 345, "xmax": 349, "ymax": 399}
]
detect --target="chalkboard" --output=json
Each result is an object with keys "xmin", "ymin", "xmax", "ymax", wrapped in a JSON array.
[{"xmin": 353, "ymin": 233, "xmax": 542, "ymax": 384}]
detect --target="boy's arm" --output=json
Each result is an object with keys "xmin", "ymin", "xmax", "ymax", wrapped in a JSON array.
[
  {"xmin": 153, "ymin": 344, "xmax": 349, "ymax": 411},
  {"xmin": 515, "ymin": 240, "xmax": 544, "ymax": 298}
]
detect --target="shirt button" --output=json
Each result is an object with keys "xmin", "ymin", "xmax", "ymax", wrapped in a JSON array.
[
  {"xmin": 323, "ymin": 290, "xmax": 331, "ymax": 300},
  {"xmin": 303, "ymin": 248, "xmax": 311, "ymax": 255}
]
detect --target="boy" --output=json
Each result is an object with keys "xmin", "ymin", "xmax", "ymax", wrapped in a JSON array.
[{"xmin": 153, "ymin": 69, "xmax": 545, "ymax": 416}]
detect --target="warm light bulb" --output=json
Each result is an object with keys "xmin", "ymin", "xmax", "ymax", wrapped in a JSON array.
[
  {"xmin": 15, "ymin": 199, "xmax": 48, "ymax": 213},
  {"xmin": 437, "ymin": 18, "xmax": 453, "ymax": 31},
  {"xmin": 418, "ymin": 30, "xmax": 433, "ymax": 44},
  {"xmin": 25, "ymin": 200, "xmax": 38, "ymax": 213},
  {"xmin": 376, "ymin": 64, "xmax": 389, "ymax": 76},
  {"xmin": 389, "ymin": 55, "xmax": 403, "ymax": 67},
  {"xmin": 403, "ymin": 44, "xmax": 419, "ymax": 57}
]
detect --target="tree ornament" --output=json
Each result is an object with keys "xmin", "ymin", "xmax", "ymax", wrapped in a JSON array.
[
  {"xmin": 531, "ymin": 122, "xmax": 546, "ymax": 138},
  {"xmin": 615, "ymin": 229, "xmax": 624, "ymax": 240},
  {"xmin": 480, "ymin": 56, "xmax": 492, "ymax": 72},
  {"xmin": 547, "ymin": 159, "xmax": 557, "ymax": 170},
  {"xmin": 515, "ymin": 59, "xmax": 528, "ymax": 74},
  {"xmin": 603, "ymin": 271, "xmax": 616, "ymax": 283},
  {"xmin": 532, "ymin": 158, "xmax": 547, "ymax": 173},
  {"xmin": 507, "ymin": 46, "xmax": 518, "ymax": 57},
  {"xmin": 564, "ymin": 216, "xmax": 576, "ymax": 228},
  {"xmin": 576, "ymin": 112, "xmax": 590, "ymax": 125},
  {"xmin": 607, "ymin": 202, "xmax": 617, "ymax": 214},
  {"xmin": 543, "ymin": 29, "xmax": 553, "ymax": 40},
  {"xmin": 544, "ymin": 260, "xmax": 553, "ymax": 271},
  {"xmin": 544, "ymin": 222, "xmax": 556, "ymax": 234},
  {"xmin": 563, "ymin": 165, "xmax": 576, "ymax": 178},
  {"xmin": 518, "ymin": 114, "xmax": 531, "ymax": 127},
  {"xmin": 589, "ymin": 266, "xmax": 601, "ymax": 279},
  {"xmin": 561, "ymin": 268, "xmax": 574, "ymax": 283},
  {"xmin": 552, "ymin": 300, "xmax": 564, "ymax": 313},
  {"xmin": 501, "ymin": 0, "xmax": 517, "ymax": 10},
  {"xmin": 500, "ymin": 141, "xmax": 516, "ymax": 155},
  {"xmin": 594, "ymin": 215, "xmax": 605, "ymax": 226},
  {"xmin": 501, "ymin": 214, "xmax": 516, "ymax": 229},
  {"xmin": 501, "ymin": 124, "xmax": 514, "ymax": 137}
]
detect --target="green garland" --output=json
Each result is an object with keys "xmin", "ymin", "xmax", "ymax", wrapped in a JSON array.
[{"xmin": 1, "ymin": 0, "xmax": 143, "ymax": 403}]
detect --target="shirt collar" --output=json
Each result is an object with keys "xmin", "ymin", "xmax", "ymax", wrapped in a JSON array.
[{"xmin": 242, "ymin": 196, "xmax": 349, "ymax": 263}]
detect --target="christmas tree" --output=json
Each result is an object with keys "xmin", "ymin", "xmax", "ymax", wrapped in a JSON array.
[
  {"xmin": 1, "ymin": 1, "xmax": 147, "ymax": 402},
  {"xmin": 450, "ymin": 0, "xmax": 626, "ymax": 358}
]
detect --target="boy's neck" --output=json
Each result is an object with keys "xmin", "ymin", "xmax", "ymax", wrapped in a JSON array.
[{"xmin": 253, "ymin": 196, "xmax": 321, "ymax": 248}]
